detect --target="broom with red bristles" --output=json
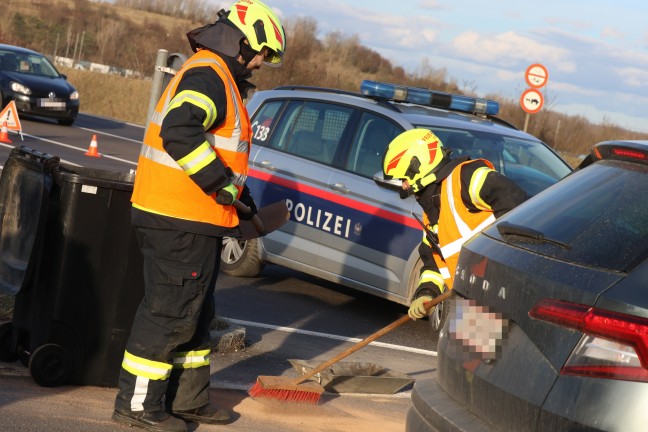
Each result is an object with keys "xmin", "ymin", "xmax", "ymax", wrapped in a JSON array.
[{"xmin": 248, "ymin": 290, "xmax": 453, "ymax": 403}]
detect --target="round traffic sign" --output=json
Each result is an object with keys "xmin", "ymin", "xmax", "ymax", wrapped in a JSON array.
[
  {"xmin": 520, "ymin": 88, "xmax": 544, "ymax": 114},
  {"xmin": 525, "ymin": 63, "xmax": 549, "ymax": 88}
]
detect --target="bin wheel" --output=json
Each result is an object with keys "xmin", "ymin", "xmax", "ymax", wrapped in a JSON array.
[
  {"xmin": 28, "ymin": 343, "xmax": 72, "ymax": 387},
  {"xmin": 0, "ymin": 321, "xmax": 18, "ymax": 362}
]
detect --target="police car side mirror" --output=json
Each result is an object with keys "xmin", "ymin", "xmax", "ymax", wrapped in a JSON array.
[{"xmin": 373, "ymin": 172, "xmax": 403, "ymax": 192}]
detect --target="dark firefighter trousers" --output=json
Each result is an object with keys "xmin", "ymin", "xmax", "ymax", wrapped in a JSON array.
[{"xmin": 114, "ymin": 227, "xmax": 222, "ymax": 413}]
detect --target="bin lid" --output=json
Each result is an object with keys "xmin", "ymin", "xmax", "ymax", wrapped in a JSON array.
[
  {"xmin": 0, "ymin": 147, "xmax": 59, "ymax": 296},
  {"xmin": 55, "ymin": 164, "xmax": 134, "ymax": 191}
]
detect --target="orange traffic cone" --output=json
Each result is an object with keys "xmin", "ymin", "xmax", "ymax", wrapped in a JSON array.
[
  {"xmin": 85, "ymin": 134, "xmax": 101, "ymax": 157},
  {"xmin": 0, "ymin": 119, "xmax": 11, "ymax": 144}
]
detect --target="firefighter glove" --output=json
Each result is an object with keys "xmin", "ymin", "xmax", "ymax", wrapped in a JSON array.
[
  {"xmin": 237, "ymin": 185, "xmax": 258, "ymax": 221},
  {"xmin": 408, "ymin": 295, "xmax": 435, "ymax": 320},
  {"xmin": 216, "ymin": 183, "xmax": 239, "ymax": 205}
]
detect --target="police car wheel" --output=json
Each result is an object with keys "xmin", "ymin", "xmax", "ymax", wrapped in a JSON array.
[{"xmin": 220, "ymin": 237, "xmax": 264, "ymax": 277}]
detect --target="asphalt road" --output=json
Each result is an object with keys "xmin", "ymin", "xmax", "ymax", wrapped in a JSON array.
[
  {"xmin": 0, "ymin": 113, "xmax": 439, "ymax": 431},
  {"xmin": 2, "ymin": 112, "xmax": 438, "ymax": 351}
]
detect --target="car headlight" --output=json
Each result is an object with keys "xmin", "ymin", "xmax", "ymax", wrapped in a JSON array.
[
  {"xmin": 70, "ymin": 90, "xmax": 79, "ymax": 101},
  {"xmin": 10, "ymin": 81, "xmax": 31, "ymax": 95}
]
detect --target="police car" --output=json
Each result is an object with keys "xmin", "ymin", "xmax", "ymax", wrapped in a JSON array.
[{"xmin": 221, "ymin": 80, "xmax": 572, "ymax": 328}]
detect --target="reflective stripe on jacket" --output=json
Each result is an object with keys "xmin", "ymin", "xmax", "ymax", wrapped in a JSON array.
[
  {"xmin": 425, "ymin": 159, "xmax": 496, "ymax": 289},
  {"xmin": 131, "ymin": 50, "xmax": 251, "ymax": 227}
]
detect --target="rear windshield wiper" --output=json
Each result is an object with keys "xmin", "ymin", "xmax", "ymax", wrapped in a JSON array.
[{"xmin": 496, "ymin": 221, "xmax": 571, "ymax": 250}]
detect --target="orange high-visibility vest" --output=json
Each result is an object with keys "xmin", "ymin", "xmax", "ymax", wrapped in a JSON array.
[
  {"xmin": 131, "ymin": 50, "xmax": 251, "ymax": 228},
  {"xmin": 423, "ymin": 160, "xmax": 496, "ymax": 289}
]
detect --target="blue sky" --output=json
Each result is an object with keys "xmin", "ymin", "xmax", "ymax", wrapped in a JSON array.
[{"xmin": 214, "ymin": 0, "xmax": 648, "ymax": 133}]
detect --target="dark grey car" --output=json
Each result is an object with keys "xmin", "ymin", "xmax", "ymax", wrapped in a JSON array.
[{"xmin": 408, "ymin": 140, "xmax": 648, "ymax": 431}]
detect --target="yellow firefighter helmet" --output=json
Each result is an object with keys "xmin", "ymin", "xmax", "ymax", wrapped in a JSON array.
[
  {"xmin": 226, "ymin": 0, "xmax": 286, "ymax": 65},
  {"xmin": 382, "ymin": 128, "xmax": 447, "ymax": 193}
]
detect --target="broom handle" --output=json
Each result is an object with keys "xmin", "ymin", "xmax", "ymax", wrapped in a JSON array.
[
  {"xmin": 291, "ymin": 289, "xmax": 453, "ymax": 385},
  {"xmin": 233, "ymin": 199, "xmax": 265, "ymax": 234}
]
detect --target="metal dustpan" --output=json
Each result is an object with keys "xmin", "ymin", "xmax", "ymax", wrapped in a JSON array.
[
  {"xmin": 289, "ymin": 359, "xmax": 414, "ymax": 394},
  {"xmin": 237, "ymin": 199, "xmax": 290, "ymax": 240}
]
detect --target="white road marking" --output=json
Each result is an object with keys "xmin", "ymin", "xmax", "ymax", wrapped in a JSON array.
[
  {"xmin": 222, "ymin": 317, "xmax": 438, "ymax": 357},
  {"xmin": 11, "ymin": 133, "xmax": 138, "ymax": 166},
  {"xmin": 76, "ymin": 125, "xmax": 144, "ymax": 145}
]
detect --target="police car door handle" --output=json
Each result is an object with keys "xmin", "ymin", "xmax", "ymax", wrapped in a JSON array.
[
  {"xmin": 260, "ymin": 160, "xmax": 276, "ymax": 170},
  {"xmin": 330, "ymin": 182, "xmax": 350, "ymax": 194}
]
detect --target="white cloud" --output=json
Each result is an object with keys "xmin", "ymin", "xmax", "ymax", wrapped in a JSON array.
[
  {"xmin": 614, "ymin": 67, "xmax": 648, "ymax": 88},
  {"xmin": 418, "ymin": 0, "xmax": 443, "ymax": 9},
  {"xmin": 449, "ymin": 31, "xmax": 576, "ymax": 71},
  {"xmin": 554, "ymin": 103, "xmax": 648, "ymax": 133},
  {"xmin": 601, "ymin": 27, "xmax": 624, "ymax": 40},
  {"xmin": 549, "ymin": 81, "xmax": 604, "ymax": 98}
]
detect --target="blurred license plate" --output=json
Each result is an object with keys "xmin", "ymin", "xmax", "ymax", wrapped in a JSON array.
[
  {"xmin": 38, "ymin": 99, "xmax": 66, "ymax": 110},
  {"xmin": 449, "ymin": 298, "xmax": 508, "ymax": 360}
]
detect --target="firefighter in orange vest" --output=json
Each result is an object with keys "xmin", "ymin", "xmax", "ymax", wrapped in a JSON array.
[
  {"xmin": 112, "ymin": 2, "xmax": 286, "ymax": 431},
  {"xmin": 382, "ymin": 129, "xmax": 526, "ymax": 321}
]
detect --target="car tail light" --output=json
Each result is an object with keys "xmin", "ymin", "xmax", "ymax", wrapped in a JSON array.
[
  {"xmin": 530, "ymin": 299, "xmax": 648, "ymax": 382},
  {"xmin": 610, "ymin": 147, "xmax": 648, "ymax": 160},
  {"xmin": 592, "ymin": 144, "xmax": 648, "ymax": 162}
]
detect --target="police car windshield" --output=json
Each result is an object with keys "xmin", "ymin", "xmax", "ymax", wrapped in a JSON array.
[{"xmin": 418, "ymin": 126, "xmax": 571, "ymax": 197}]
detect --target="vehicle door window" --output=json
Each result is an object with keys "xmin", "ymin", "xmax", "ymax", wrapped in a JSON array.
[
  {"xmin": 0, "ymin": 52, "xmax": 18, "ymax": 71},
  {"xmin": 268, "ymin": 101, "xmax": 352, "ymax": 165},
  {"xmin": 250, "ymin": 100, "xmax": 285, "ymax": 147},
  {"xmin": 346, "ymin": 114, "xmax": 401, "ymax": 177}
]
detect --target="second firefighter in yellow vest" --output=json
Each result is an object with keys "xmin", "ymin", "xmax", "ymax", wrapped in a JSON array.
[{"xmin": 382, "ymin": 129, "xmax": 527, "ymax": 319}]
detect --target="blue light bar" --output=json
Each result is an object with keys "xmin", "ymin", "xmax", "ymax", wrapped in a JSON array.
[{"xmin": 360, "ymin": 80, "xmax": 500, "ymax": 116}]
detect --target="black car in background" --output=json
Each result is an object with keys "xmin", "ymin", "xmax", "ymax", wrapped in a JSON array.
[
  {"xmin": 0, "ymin": 43, "xmax": 79, "ymax": 126},
  {"xmin": 407, "ymin": 140, "xmax": 648, "ymax": 431}
]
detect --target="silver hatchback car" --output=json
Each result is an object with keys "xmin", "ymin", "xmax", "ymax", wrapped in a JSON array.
[{"xmin": 221, "ymin": 80, "xmax": 572, "ymax": 329}]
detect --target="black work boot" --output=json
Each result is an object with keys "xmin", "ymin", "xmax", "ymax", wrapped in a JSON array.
[
  {"xmin": 172, "ymin": 404, "xmax": 233, "ymax": 425},
  {"xmin": 112, "ymin": 409, "xmax": 187, "ymax": 432}
]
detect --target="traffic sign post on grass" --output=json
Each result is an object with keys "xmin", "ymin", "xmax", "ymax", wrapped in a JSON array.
[{"xmin": 521, "ymin": 63, "xmax": 548, "ymax": 132}]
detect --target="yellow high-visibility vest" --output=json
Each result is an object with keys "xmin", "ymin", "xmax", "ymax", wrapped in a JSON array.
[{"xmin": 424, "ymin": 160, "xmax": 496, "ymax": 289}]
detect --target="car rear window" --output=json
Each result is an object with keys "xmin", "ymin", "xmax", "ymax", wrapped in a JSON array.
[{"xmin": 490, "ymin": 159, "xmax": 648, "ymax": 272}]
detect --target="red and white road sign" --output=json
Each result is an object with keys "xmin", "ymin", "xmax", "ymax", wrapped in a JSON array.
[
  {"xmin": 520, "ymin": 88, "xmax": 544, "ymax": 114},
  {"xmin": 525, "ymin": 63, "xmax": 549, "ymax": 88}
]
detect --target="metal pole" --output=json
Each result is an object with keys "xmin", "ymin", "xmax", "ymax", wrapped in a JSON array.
[
  {"xmin": 144, "ymin": 49, "xmax": 169, "ymax": 136},
  {"xmin": 72, "ymin": 31, "xmax": 80, "ymax": 62},
  {"xmin": 53, "ymin": 33, "xmax": 59, "ymax": 58},
  {"xmin": 78, "ymin": 31, "xmax": 85, "ymax": 61},
  {"xmin": 523, "ymin": 113, "xmax": 530, "ymax": 133}
]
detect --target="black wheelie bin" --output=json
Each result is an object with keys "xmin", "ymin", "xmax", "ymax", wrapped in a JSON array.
[{"xmin": 0, "ymin": 146, "xmax": 144, "ymax": 388}]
